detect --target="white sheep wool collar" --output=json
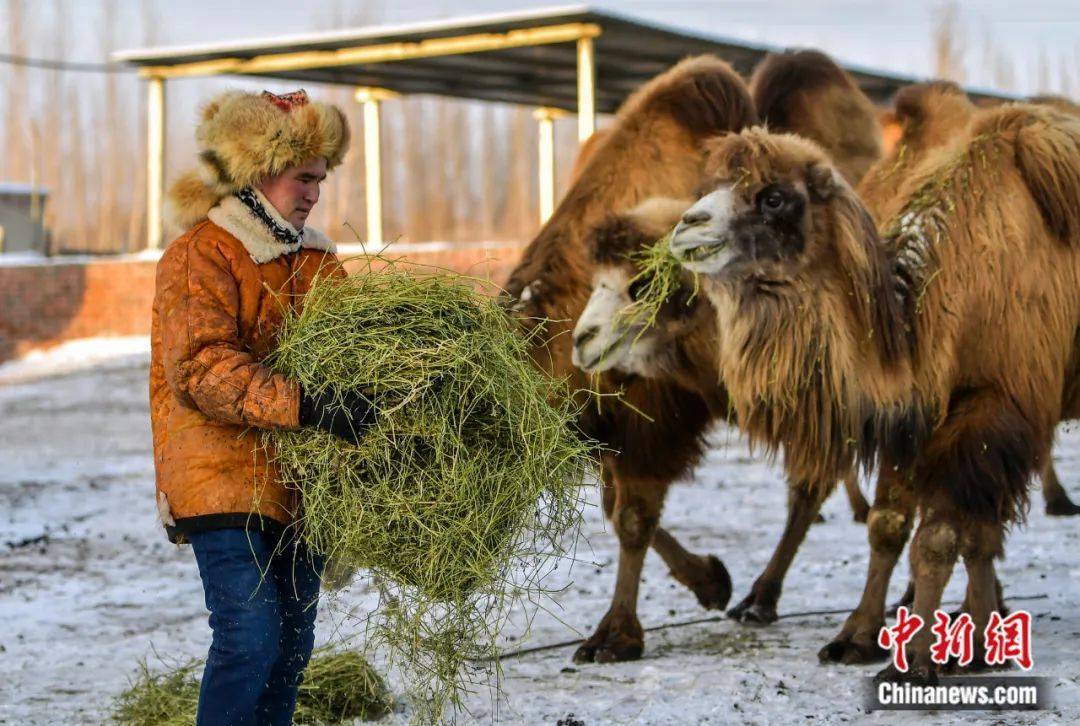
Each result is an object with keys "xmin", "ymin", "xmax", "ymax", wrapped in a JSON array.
[{"xmin": 207, "ymin": 188, "xmax": 335, "ymax": 264}]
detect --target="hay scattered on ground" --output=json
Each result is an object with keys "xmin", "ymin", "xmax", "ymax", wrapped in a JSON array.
[
  {"xmin": 264, "ymin": 261, "xmax": 595, "ymax": 722},
  {"xmin": 111, "ymin": 649, "xmax": 393, "ymax": 725}
]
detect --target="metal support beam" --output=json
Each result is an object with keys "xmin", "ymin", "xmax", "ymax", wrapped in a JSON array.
[
  {"xmin": 533, "ymin": 107, "xmax": 566, "ymax": 224},
  {"xmin": 146, "ymin": 76, "xmax": 166, "ymax": 249},
  {"xmin": 355, "ymin": 87, "xmax": 397, "ymax": 247},
  {"xmin": 576, "ymin": 36, "xmax": 595, "ymax": 142},
  {"xmin": 138, "ymin": 23, "xmax": 603, "ymax": 80}
]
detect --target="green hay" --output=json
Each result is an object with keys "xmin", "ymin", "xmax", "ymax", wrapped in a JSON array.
[
  {"xmin": 111, "ymin": 649, "xmax": 393, "ymax": 725},
  {"xmin": 616, "ymin": 230, "xmax": 698, "ymax": 335},
  {"xmin": 263, "ymin": 261, "xmax": 594, "ymax": 722}
]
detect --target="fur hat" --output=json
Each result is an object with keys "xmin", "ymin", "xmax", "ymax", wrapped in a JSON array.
[{"xmin": 167, "ymin": 89, "xmax": 350, "ymax": 229}]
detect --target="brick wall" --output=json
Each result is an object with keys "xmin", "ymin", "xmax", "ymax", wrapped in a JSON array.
[{"xmin": 0, "ymin": 242, "xmax": 526, "ymax": 364}]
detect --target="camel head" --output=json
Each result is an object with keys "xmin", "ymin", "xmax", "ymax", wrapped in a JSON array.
[
  {"xmin": 673, "ymin": 127, "xmax": 894, "ymax": 302},
  {"xmin": 572, "ymin": 197, "xmax": 703, "ymax": 376},
  {"xmin": 670, "ymin": 127, "xmax": 909, "ymax": 367},
  {"xmin": 670, "ymin": 129, "xmax": 851, "ymax": 275},
  {"xmin": 667, "ymin": 128, "xmax": 915, "ymax": 484}
]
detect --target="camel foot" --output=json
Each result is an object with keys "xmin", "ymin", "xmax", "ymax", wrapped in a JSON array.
[
  {"xmin": 682, "ymin": 555, "xmax": 733, "ymax": 611},
  {"xmin": 572, "ymin": 610, "xmax": 644, "ymax": 664},
  {"xmin": 1045, "ymin": 494, "xmax": 1080, "ymax": 516},
  {"xmin": 728, "ymin": 593, "xmax": 778, "ymax": 625},
  {"xmin": 818, "ymin": 634, "xmax": 888, "ymax": 665}
]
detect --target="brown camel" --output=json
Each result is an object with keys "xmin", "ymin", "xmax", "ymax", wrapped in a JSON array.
[
  {"xmin": 570, "ymin": 49, "xmax": 883, "ymax": 625},
  {"xmin": 862, "ymin": 80, "xmax": 1080, "ymax": 518},
  {"xmin": 573, "ymin": 197, "xmax": 868, "ymax": 625},
  {"xmin": 669, "ymin": 105, "xmax": 1080, "ymax": 678},
  {"xmin": 504, "ymin": 56, "xmax": 757, "ymax": 662}
]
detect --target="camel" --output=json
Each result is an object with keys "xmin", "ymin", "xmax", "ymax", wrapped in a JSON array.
[
  {"xmin": 573, "ymin": 199, "xmax": 870, "ymax": 625},
  {"xmin": 504, "ymin": 56, "xmax": 757, "ymax": 662},
  {"xmin": 668, "ymin": 104, "xmax": 1080, "ymax": 678},
  {"xmin": 862, "ymin": 81, "xmax": 1080, "ymax": 518},
  {"xmin": 570, "ymin": 49, "xmax": 882, "ymax": 625}
]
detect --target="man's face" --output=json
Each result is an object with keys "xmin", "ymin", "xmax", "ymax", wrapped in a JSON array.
[{"xmin": 257, "ymin": 156, "xmax": 328, "ymax": 229}]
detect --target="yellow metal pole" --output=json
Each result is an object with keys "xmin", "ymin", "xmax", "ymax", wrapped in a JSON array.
[
  {"xmin": 533, "ymin": 107, "xmax": 566, "ymax": 224},
  {"xmin": 146, "ymin": 76, "xmax": 166, "ymax": 249},
  {"xmin": 576, "ymin": 36, "xmax": 596, "ymax": 143},
  {"xmin": 355, "ymin": 87, "xmax": 397, "ymax": 246}
]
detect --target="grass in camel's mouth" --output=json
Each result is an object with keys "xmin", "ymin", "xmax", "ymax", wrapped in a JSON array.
[
  {"xmin": 682, "ymin": 241, "xmax": 726, "ymax": 262},
  {"xmin": 583, "ymin": 337, "xmax": 626, "ymax": 371}
]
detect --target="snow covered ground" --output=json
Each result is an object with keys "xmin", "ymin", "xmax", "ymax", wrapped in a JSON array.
[{"xmin": 3, "ymin": 339, "xmax": 1080, "ymax": 724}]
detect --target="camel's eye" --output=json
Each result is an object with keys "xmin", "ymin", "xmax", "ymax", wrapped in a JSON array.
[
  {"xmin": 627, "ymin": 276, "xmax": 649, "ymax": 301},
  {"xmin": 759, "ymin": 187, "xmax": 786, "ymax": 213}
]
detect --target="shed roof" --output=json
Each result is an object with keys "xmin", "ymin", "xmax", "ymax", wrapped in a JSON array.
[{"xmin": 114, "ymin": 5, "xmax": 1011, "ymax": 111}]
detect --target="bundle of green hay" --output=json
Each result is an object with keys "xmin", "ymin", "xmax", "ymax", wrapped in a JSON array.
[
  {"xmin": 112, "ymin": 649, "xmax": 393, "ymax": 725},
  {"xmin": 617, "ymin": 230, "xmax": 698, "ymax": 333},
  {"xmin": 263, "ymin": 262, "xmax": 594, "ymax": 721}
]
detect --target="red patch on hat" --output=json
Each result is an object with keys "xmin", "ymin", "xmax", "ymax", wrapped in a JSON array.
[{"xmin": 262, "ymin": 89, "xmax": 310, "ymax": 112}]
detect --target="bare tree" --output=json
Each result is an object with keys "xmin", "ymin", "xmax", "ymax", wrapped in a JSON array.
[
  {"xmin": 933, "ymin": 1, "xmax": 966, "ymax": 82},
  {"xmin": 3, "ymin": 0, "xmax": 29, "ymax": 182}
]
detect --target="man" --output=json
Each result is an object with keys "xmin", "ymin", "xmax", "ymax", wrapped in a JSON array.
[{"xmin": 149, "ymin": 89, "xmax": 371, "ymax": 725}]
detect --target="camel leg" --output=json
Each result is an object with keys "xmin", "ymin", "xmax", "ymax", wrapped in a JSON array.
[
  {"xmin": 600, "ymin": 465, "xmax": 730, "ymax": 610},
  {"xmin": 574, "ymin": 459, "xmax": 666, "ymax": 664},
  {"xmin": 949, "ymin": 558, "xmax": 1005, "ymax": 621},
  {"xmin": 651, "ymin": 528, "xmax": 732, "ymax": 611},
  {"xmin": 875, "ymin": 389, "xmax": 1039, "ymax": 682},
  {"xmin": 874, "ymin": 500, "xmax": 959, "ymax": 682},
  {"xmin": 890, "ymin": 559, "xmax": 1006, "ymax": 619},
  {"xmin": 729, "ymin": 479, "xmax": 830, "ymax": 624},
  {"xmin": 600, "ymin": 465, "xmax": 616, "ymax": 519},
  {"xmin": 1042, "ymin": 459, "xmax": 1080, "ymax": 516},
  {"xmin": 842, "ymin": 470, "xmax": 870, "ymax": 524},
  {"xmin": 941, "ymin": 521, "xmax": 1007, "ymax": 674},
  {"xmin": 887, "ymin": 576, "xmax": 915, "ymax": 617},
  {"xmin": 819, "ymin": 466, "xmax": 914, "ymax": 664}
]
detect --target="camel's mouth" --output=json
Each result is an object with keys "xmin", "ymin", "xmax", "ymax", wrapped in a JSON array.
[
  {"xmin": 670, "ymin": 236, "xmax": 731, "ymax": 273},
  {"xmin": 574, "ymin": 330, "xmax": 634, "ymax": 373},
  {"xmin": 669, "ymin": 187, "xmax": 740, "ymax": 274},
  {"xmin": 681, "ymin": 240, "xmax": 727, "ymax": 262}
]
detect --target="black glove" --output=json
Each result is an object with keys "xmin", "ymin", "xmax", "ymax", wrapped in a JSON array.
[{"xmin": 299, "ymin": 386, "xmax": 376, "ymax": 444}]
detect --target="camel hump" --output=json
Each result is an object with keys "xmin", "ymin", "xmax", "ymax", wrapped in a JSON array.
[
  {"xmin": 619, "ymin": 55, "xmax": 757, "ymax": 137},
  {"xmin": 749, "ymin": 49, "xmax": 881, "ymax": 184},
  {"xmin": 892, "ymin": 81, "xmax": 968, "ymax": 125},
  {"xmin": 750, "ymin": 49, "xmax": 855, "ymax": 127},
  {"xmin": 980, "ymin": 105, "xmax": 1080, "ymax": 243},
  {"xmin": 887, "ymin": 81, "xmax": 976, "ymax": 155}
]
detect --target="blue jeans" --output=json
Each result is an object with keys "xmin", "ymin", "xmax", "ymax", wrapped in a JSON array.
[{"xmin": 189, "ymin": 528, "xmax": 324, "ymax": 726}]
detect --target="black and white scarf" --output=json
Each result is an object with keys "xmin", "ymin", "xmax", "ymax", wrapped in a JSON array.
[{"xmin": 235, "ymin": 187, "xmax": 303, "ymax": 247}]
